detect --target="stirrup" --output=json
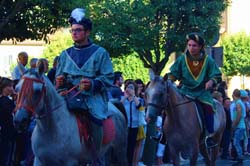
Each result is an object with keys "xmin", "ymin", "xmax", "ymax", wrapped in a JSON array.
[{"xmin": 205, "ymin": 136, "xmax": 218, "ymax": 148}]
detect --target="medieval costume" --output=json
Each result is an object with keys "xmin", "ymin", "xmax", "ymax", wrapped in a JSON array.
[{"xmin": 168, "ymin": 33, "xmax": 222, "ymax": 134}]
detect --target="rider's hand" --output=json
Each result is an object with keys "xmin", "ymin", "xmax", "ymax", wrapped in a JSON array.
[
  {"xmin": 80, "ymin": 78, "xmax": 91, "ymax": 91},
  {"xmin": 205, "ymin": 80, "xmax": 214, "ymax": 90},
  {"xmin": 55, "ymin": 75, "xmax": 65, "ymax": 89},
  {"xmin": 59, "ymin": 90, "xmax": 67, "ymax": 96}
]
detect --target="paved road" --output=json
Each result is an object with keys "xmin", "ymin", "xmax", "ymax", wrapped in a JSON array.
[
  {"xmin": 179, "ymin": 155, "xmax": 250, "ymax": 166},
  {"xmin": 145, "ymin": 156, "xmax": 250, "ymax": 166}
]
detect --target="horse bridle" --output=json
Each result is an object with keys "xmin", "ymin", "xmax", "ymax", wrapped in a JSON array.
[
  {"xmin": 147, "ymin": 80, "xmax": 195, "ymax": 111},
  {"xmin": 16, "ymin": 76, "xmax": 63, "ymax": 119},
  {"xmin": 16, "ymin": 77, "xmax": 46, "ymax": 115},
  {"xmin": 147, "ymin": 80, "xmax": 170, "ymax": 111}
]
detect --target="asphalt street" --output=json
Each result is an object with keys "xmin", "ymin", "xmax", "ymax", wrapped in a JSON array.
[
  {"xmin": 144, "ymin": 155, "xmax": 250, "ymax": 166},
  {"xmin": 180, "ymin": 155, "xmax": 250, "ymax": 166}
]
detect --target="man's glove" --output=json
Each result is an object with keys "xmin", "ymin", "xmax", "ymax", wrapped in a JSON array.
[
  {"xmin": 80, "ymin": 78, "xmax": 92, "ymax": 91},
  {"xmin": 205, "ymin": 80, "xmax": 214, "ymax": 90}
]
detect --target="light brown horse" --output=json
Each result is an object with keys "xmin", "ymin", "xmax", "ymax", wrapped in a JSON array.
[{"xmin": 146, "ymin": 76, "xmax": 226, "ymax": 166}]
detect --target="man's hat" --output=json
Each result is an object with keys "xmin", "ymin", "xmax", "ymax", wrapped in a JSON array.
[
  {"xmin": 68, "ymin": 8, "xmax": 92, "ymax": 30},
  {"xmin": 186, "ymin": 33, "xmax": 205, "ymax": 46}
]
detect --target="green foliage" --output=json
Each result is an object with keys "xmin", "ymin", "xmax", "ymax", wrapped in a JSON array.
[
  {"xmin": 41, "ymin": 31, "xmax": 150, "ymax": 82},
  {"xmin": 220, "ymin": 32, "xmax": 250, "ymax": 76},
  {"xmin": 112, "ymin": 54, "xmax": 149, "ymax": 84},
  {"xmin": 42, "ymin": 30, "xmax": 73, "ymax": 68},
  {"xmin": 0, "ymin": 0, "xmax": 85, "ymax": 42},
  {"xmin": 2, "ymin": 0, "xmax": 229, "ymax": 76},
  {"xmin": 88, "ymin": 0, "xmax": 229, "ymax": 75}
]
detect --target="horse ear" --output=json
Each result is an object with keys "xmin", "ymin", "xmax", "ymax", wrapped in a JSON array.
[
  {"xmin": 36, "ymin": 59, "xmax": 45, "ymax": 75},
  {"xmin": 149, "ymin": 68, "xmax": 155, "ymax": 81}
]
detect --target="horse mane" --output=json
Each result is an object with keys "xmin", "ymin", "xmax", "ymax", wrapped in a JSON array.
[
  {"xmin": 16, "ymin": 78, "xmax": 34, "ymax": 111},
  {"xmin": 41, "ymin": 75, "xmax": 66, "ymax": 111},
  {"xmin": 163, "ymin": 79, "xmax": 188, "ymax": 123}
]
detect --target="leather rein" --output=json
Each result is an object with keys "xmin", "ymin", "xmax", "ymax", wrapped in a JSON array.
[
  {"xmin": 147, "ymin": 80, "xmax": 194, "ymax": 111},
  {"xmin": 16, "ymin": 76, "xmax": 64, "ymax": 119}
]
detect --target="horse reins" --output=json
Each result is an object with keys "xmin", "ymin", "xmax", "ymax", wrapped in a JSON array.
[
  {"xmin": 174, "ymin": 98, "xmax": 195, "ymax": 107},
  {"xmin": 147, "ymin": 102, "xmax": 165, "ymax": 110},
  {"xmin": 36, "ymin": 82, "xmax": 85, "ymax": 119},
  {"xmin": 16, "ymin": 77, "xmax": 46, "ymax": 115},
  {"xmin": 147, "ymin": 80, "xmax": 199, "ymax": 110},
  {"xmin": 173, "ymin": 90, "xmax": 207, "ymax": 107},
  {"xmin": 147, "ymin": 80, "xmax": 170, "ymax": 111},
  {"xmin": 16, "ymin": 76, "xmax": 65, "ymax": 119}
]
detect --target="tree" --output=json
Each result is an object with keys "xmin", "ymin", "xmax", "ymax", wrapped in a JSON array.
[
  {"xmin": 0, "ymin": 0, "xmax": 85, "ymax": 42},
  {"xmin": 112, "ymin": 54, "xmax": 149, "ymax": 83},
  {"xmin": 42, "ymin": 30, "xmax": 73, "ymax": 68},
  {"xmin": 87, "ymin": 0, "xmax": 229, "ymax": 75},
  {"xmin": 42, "ymin": 31, "xmax": 151, "ymax": 82},
  {"xmin": 220, "ymin": 32, "xmax": 250, "ymax": 76}
]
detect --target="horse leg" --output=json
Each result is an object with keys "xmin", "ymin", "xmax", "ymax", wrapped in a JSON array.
[
  {"xmin": 190, "ymin": 144, "xmax": 199, "ymax": 166},
  {"xmin": 200, "ymin": 144, "xmax": 211, "ymax": 166},
  {"xmin": 171, "ymin": 153, "xmax": 180, "ymax": 166},
  {"xmin": 210, "ymin": 135, "xmax": 222, "ymax": 166},
  {"xmin": 210, "ymin": 146, "xmax": 219, "ymax": 166},
  {"xmin": 33, "ymin": 157, "xmax": 42, "ymax": 166},
  {"xmin": 107, "ymin": 147, "xmax": 127, "ymax": 166}
]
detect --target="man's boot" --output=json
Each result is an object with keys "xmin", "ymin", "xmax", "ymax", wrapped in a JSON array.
[
  {"xmin": 89, "ymin": 121, "xmax": 103, "ymax": 152},
  {"xmin": 203, "ymin": 104, "xmax": 216, "ymax": 148}
]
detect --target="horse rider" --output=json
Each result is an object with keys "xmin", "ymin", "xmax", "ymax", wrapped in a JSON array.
[
  {"xmin": 55, "ymin": 8, "xmax": 114, "ymax": 153},
  {"xmin": 167, "ymin": 33, "xmax": 222, "ymax": 148}
]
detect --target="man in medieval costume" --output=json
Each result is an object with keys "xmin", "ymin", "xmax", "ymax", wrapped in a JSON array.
[
  {"xmin": 167, "ymin": 33, "xmax": 222, "ymax": 148},
  {"xmin": 55, "ymin": 8, "xmax": 114, "ymax": 153}
]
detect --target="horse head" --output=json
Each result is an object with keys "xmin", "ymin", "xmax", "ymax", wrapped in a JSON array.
[
  {"xmin": 145, "ymin": 75, "xmax": 168, "ymax": 121},
  {"xmin": 14, "ymin": 59, "xmax": 63, "ymax": 131}
]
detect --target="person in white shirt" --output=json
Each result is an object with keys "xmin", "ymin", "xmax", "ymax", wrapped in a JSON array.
[{"xmin": 11, "ymin": 52, "xmax": 28, "ymax": 86}]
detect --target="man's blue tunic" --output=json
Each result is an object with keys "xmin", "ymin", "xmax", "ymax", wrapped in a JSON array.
[{"xmin": 56, "ymin": 43, "xmax": 114, "ymax": 120}]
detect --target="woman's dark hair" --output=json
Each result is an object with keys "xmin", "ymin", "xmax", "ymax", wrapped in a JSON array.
[
  {"xmin": 124, "ymin": 80, "xmax": 138, "ymax": 96},
  {"xmin": 135, "ymin": 79, "xmax": 144, "ymax": 85},
  {"xmin": 0, "ymin": 77, "xmax": 13, "ymax": 94},
  {"xmin": 223, "ymin": 97, "xmax": 231, "ymax": 103},
  {"xmin": 113, "ymin": 71, "xmax": 122, "ymax": 84}
]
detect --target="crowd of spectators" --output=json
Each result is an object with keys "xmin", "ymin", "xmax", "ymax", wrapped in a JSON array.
[{"xmin": 1, "ymin": 51, "xmax": 250, "ymax": 166}]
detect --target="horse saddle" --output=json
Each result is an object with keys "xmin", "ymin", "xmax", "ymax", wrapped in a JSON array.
[
  {"xmin": 194, "ymin": 101, "xmax": 205, "ymax": 135},
  {"xmin": 194, "ymin": 100, "xmax": 221, "ymax": 137},
  {"xmin": 75, "ymin": 114, "xmax": 115, "ymax": 145}
]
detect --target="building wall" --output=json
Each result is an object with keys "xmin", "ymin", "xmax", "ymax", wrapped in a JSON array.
[
  {"xmin": 227, "ymin": 76, "xmax": 250, "ymax": 99},
  {"xmin": 224, "ymin": 0, "xmax": 250, "ymax": 98},
  {"xmin": 0, "ymin": 44, "xmax": 44, "ymax": 77},
  {"xmin": 227, "ymin": 0, "xmax": 250, "ymax": 34}
]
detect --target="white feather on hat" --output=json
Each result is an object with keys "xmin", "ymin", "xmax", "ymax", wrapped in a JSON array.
[{"xmin": 71, "ymin": 8, "xmax": 86, "ymax": 22}]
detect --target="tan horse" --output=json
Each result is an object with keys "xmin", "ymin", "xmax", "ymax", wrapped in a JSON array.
[{"xmin": 146, "ymin": 76, "xmax": 226, "ymax": 166}]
